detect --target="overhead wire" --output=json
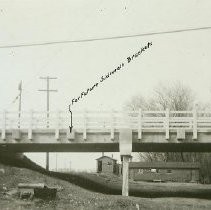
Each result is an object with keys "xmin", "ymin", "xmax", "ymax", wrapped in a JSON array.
[{"xmin": 0, "ymin": 26, "xmax": 210, "ymax": 49}]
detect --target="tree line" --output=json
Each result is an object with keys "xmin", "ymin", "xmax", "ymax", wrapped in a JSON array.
[{"xmin": 125, "ymin": 81, "xmax": 211, "ymax": 184}]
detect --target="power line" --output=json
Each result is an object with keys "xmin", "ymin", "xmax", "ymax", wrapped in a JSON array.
[{"xmin": 0, "ymin": 26, "xmax": 211, "ymax": 49}]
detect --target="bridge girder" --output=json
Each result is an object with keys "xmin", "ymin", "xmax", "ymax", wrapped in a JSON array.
[{"xmin": 1, "ymin": 129, "xmax": 211, "ymax": 152}]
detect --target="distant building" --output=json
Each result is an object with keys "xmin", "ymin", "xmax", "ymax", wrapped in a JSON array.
[
  {"xmin": 129, "ymin": 162, "xmax": 200, "ymax": 183},
  {"xmin": 96, "ymin": 156, "xmax": 120, "ymax": 175}
]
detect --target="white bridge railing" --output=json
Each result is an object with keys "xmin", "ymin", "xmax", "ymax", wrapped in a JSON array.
[{"xmin": 1, "ymin": 109, "xmax": 211, "ymax": 139}]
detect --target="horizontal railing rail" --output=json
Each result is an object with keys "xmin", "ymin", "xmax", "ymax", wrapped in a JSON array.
[{"xmin": 1, "ymin": 109, "xmax": 211, "ymax": 138}]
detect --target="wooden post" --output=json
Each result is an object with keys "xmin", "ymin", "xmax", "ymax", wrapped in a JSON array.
[
  {"xmin": 138, "ymin": 109, "xmax": 142, "ymax": 140},
  {"xmin": 122, "ymin": 155, "xmax": 130, "ymax": 196},
  {"xmin": 1, "ymin": 110, "xmax": 6, "ymax": 140},
  {"xmin": 193, "ymin": 106, "xmax": 197, "ymax": 140},
  {"xmin": 165, "ymin": 108, "xmax": 170, "ymax": 140},
  {"xmin": 28, "ymin": 110, "xmax": 33, "ymax": 140}
]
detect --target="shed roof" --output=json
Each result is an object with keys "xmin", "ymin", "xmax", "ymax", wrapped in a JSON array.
[
  {"xmin": 129, "ymin": 162, "xmax": 200, "ymax": 169},
  {"xmin": 96, "ymin": 155, "xmax": 117, "ymax": 161}
]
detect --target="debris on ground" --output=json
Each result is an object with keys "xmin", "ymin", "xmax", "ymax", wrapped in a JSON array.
[{"xmin": 18, "ymin": 183, "xmax": 57, "ymax": 200}]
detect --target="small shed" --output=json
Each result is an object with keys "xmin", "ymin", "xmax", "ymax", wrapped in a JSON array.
[
  {"xmin": 96, "ymin": 156, "xmax": 119, "ymax": 174},
  {"xmin": 129, "ymin": 162, "xmax": 200, "ymax": 183}
]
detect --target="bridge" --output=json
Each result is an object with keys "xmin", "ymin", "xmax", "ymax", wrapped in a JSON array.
[
  {"xmin": 1, "ymin": 109, "xmax": 211, "ymax": 152},
  {"xmin": 1, "ymin": 108, "xmax": 211, "ymax": 196}
]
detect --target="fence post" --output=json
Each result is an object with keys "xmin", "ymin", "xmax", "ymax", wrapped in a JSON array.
[
  {"xmin": 28, "ymin": 110, "xmax": 33, "ymax": 140},
  {"xmin": 193, "ymin": 106, "xmax": 198, "ymax": 140},
  {"xmin": 165, "ymin": 108, "xmax": 170, "ymax": 140},
  {"xmin": 138, "ymin": 109, "xmax": 142, "ymax": 140},
  {"xmin": 1, "ymin": 110, "xmax": 6, "ymax": 140}
]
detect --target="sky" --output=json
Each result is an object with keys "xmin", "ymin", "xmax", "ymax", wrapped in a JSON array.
[{"xmin": 0, "ymin": 0, "xmax": 211, "ymax": 171}]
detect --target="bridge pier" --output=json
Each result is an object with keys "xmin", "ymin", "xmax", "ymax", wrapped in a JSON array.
[
  {"xmin": 121, "ymin": 155, "xmax": 130, "ymax": 196},
  {"xmin": 119, "ymin": 129, "xmax": 132, "ymax": 196}
]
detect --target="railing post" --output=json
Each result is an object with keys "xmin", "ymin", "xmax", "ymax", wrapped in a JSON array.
[
  {"xmin": 110, "ymin": 109, "xmax": 114, "ymax": 140},
  {"xmin": 138, "ymin": 109, "xmax": 142, "ymax": 140},
  {"xmin": 1, "ymin": 110, "xmax": 6, "ymax": 140},
  {"xmin": 55, "ymin": 110, "xmax": 60, "ymax": 140},
  {"xmin": 28, "ymin": 110, "xmax": 33, "ymax": 140},
  {"xmin": 67, "ymin": 110, "xmax": 75, "ymax": 141},
  {"xmin": 165, "ymin": 108, "xmax": 170, "ymax": 140},
  {"xmin": 83, "ymin": 110, "xmax": 87, "ymax": 140},
  {"xmin": 193, "ymin": 106, "xmax": 198, "ymax": 140}
]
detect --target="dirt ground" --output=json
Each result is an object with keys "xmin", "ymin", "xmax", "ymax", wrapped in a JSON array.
[{"xmin": 1, "ymin": 164, "xmax": 211, "ymax": 210}]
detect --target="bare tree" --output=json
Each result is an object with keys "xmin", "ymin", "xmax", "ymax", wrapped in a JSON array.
[
  {"xmin": 139, "ymin": 152, "xmax": 167, "ymax": 162},
  {"xmin": 151, "ymin": 82, "xmax": 194, "ymax": 110},
  {"xmin": 152, "ymin": 82, "xmax": 195, "ymax": 162},
  {"xmin": 125, "ymin": 81, "xmax": 211, "ymax": 183},
  {"xmin": 125, "ymin": 81, "xmax": 195, "ymax": 162},
  {"xmin": 125, "ymin": 81, "xmax": 194, "ymax": 111}
]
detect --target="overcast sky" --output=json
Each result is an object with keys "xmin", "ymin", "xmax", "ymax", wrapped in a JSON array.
[{"xmin": 0, "ymin": 0, "xmax": 211, "ymax": 171}]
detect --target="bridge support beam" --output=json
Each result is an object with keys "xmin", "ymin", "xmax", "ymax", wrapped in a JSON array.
[{"xmin": 119, "ymin": 129, "xmax": 132, "ymax": 196}]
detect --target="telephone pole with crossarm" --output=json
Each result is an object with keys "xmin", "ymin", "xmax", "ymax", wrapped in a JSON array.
[{"xmin": 38, "ymin": 76, "xmax": 58, "ymax": 171}]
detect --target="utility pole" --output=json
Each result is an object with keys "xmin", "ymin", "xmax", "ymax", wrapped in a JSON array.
[
  {"xmin": 38, "ymin": 76, "xmax": 58, "ymax": 171},
  {"xmin": 18, "ymin": 81, "xmax": 22, "ymax": 128}
]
